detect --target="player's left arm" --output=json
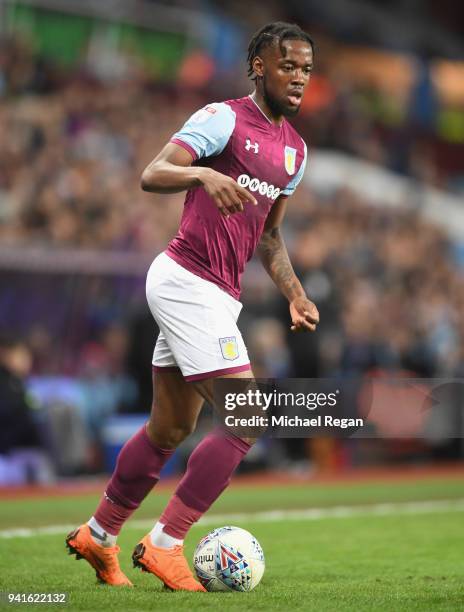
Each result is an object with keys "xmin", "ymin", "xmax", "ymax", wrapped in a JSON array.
[{"xmin": 257, "ymin": 195, "xmax": 319, "ymax": 332}]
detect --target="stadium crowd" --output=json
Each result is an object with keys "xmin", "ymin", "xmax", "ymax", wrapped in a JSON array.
[
  {"xmin": 0, "ymin": 34, "xmax": 461, "ymax": 255},
  {"xmin": 1, "ymin": 36, "xmax": 463, "ymax": 477}
]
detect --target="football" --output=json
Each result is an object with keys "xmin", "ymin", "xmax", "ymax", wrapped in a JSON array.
[{"xmin": 193, "ymin": 526, "xmax": 265, "ymax": 592}]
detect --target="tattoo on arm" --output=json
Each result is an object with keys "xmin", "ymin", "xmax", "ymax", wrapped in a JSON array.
[{"xmin": 257, "ymin": 227, "xmax": 305, "ymax": 302}]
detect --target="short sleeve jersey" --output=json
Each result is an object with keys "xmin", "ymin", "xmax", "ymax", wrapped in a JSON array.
[{"xmin": 165, "ymin": 96, "xmax": 308, "ymax": 300}]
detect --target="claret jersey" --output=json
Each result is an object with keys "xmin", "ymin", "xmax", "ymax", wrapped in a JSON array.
[{"xmin": 166, "ymin": 95, "xmax": 307, "ymax": 300}]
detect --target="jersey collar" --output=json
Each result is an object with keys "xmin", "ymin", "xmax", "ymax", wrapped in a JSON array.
[{"xmin": 247, "ymin": 95, "xmax": 283, "ymax": 128}]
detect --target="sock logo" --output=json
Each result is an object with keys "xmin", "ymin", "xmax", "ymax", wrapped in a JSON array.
[{"xmin": 104, "ymin": 492, "xmax": 116, "ymax": 504}]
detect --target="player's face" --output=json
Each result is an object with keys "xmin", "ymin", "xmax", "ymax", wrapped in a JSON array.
[{"xmin": 259, "ymin": 39, "xmax": 313, "ymax": 117}]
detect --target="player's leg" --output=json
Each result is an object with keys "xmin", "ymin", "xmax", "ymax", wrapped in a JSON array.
[
  {"xmin": 133, "ymin": 252, "xmax": 253, "ymax": 590},
  {"xmin": 133, "ymin": 369, "xmax": 255, "ymax": 592},
  {"xmin": 66, "ymin": 366, "xmax": 203, "ymax": 586},
  {"xmin": 90, "ymin": 367, "xmax": 203, "ymax": 538},
  {"xmin": 147, "ymin": 369, "xmax": 256, "ymax": 548}
]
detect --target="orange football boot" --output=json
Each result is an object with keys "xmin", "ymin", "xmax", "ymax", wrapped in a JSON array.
[
  {"xmin": 132, "ymin": 534, "xmax": 206, "ymax": 592},
  {"xmin": 66, "ymin": 524, "xmax": 133, "ymax": 586}
]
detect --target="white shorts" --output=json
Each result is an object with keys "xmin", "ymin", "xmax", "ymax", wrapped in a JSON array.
[{"xmin": 146, "ymin": 252, "xmax": 250, "ymax": 381}]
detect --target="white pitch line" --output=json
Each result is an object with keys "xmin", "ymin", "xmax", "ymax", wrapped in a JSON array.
[{"xmin": 1, "ymin": 498, "xmax": 463, "ymax": 539}]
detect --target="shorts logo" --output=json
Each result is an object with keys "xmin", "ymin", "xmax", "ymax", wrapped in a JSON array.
[
  {"xmin": 284, "ymin": 146, "xmax": 297, "ymax": 175},
  {"xmin": 237, "ymin": 174, "xmax": 281, "ymax": 201},
  {"xmin": 219, "ymin": 337, "xmax": 239, "ymax": 361}
]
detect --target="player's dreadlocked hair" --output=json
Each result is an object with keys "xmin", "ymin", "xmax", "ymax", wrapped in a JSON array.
[{"xmin": 247, "ymin": 22, "xmax": 314, "ymax": 81}]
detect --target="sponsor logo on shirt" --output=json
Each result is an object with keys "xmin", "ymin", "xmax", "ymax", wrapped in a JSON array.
[
  {"xmin": 237, "ymin": 174, "xmax": 281, "ymax": 201},
  {"xmin": 219, "ymin": 337, "xmax": 239, "ymax": 361},
  {"xmin": 284, "ymin": 146, "xmax": 297, "ymax": 175}
]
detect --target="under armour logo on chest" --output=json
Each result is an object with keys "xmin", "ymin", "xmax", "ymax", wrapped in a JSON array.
[{"xmin": 245, "ymin": 139, "xmax": 259, "ymax": 153}]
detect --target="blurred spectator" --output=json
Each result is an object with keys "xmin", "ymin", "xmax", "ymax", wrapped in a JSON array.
[
  {"xmin": 0, "ymin": 333, "xmax": 54, "ymax": 484},
  {"xmin": 247, "ymin": 318, "xmax": 291, "ymax": 378},
  {"xmin": 0, "ymin": 333, "xmax": 37, "ymax": 452},
  {"xmin": 77, "ymin": 324, "xmax": 137, "ymax": 443}
]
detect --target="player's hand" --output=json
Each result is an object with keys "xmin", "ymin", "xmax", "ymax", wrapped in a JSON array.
[
  {"xmin": 199, "ymin": 168, "xmax": 258, "ymax": 217},
  {"xmin": 289, "ymin": 296, "xmax": 319, "ymax": 332}
]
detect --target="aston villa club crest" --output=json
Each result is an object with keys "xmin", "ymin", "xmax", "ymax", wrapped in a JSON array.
[
  {"xmin": 284, "ymin": 145, "xmax": 297, "ymax": 175},
  {"xmin": 219, "ymin": 337, "xmax": 239, "ymax": 361}
]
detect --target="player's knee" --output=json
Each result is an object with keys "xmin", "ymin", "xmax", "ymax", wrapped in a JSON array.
[
  {"xmin": 147, "ymin": 420, "xmax": 195, "ymax": 449},
  {"xmin": 167, "ymin": 423, "xmax": 196, "ymax": 446}
]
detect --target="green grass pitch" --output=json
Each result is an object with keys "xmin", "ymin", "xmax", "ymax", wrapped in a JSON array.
[{"xmin": 0, "ymin": 477, "xmax": 463, "ymax": 611}]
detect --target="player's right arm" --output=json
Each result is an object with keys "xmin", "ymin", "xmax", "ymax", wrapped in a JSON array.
[
  {"xmin": 141, "ymin": 143, "xmax": 204, "ymax": 194},
  {"xmin": 141, "ymin": 143, "xmax": 257, "ymax": 217},
  {"xmin": 141, "ymin": 102, "xmax": 256, "ymax": 217}
]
